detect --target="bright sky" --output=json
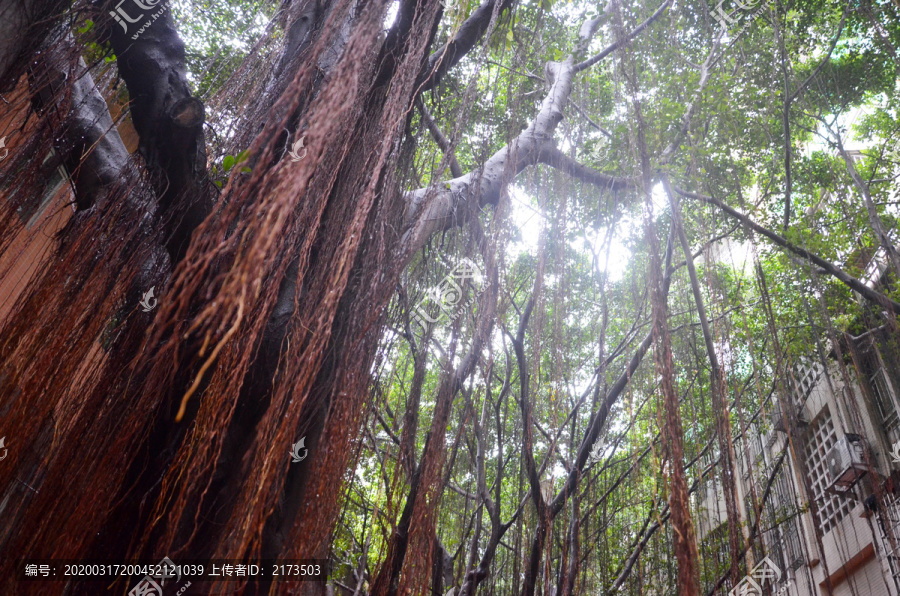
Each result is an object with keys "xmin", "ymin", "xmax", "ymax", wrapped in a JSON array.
[{"xmin": 508, "ymin": 184, "xmax": 637, "ymax": 282}]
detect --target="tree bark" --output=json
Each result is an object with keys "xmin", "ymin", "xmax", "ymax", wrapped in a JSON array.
[
  {"xmin": 664, "ymin": 176, "xmax": 743, "ymax": 589},
  {"xmin": 105, "ymin": 1, "xmax": 214, "ymax": 261}
]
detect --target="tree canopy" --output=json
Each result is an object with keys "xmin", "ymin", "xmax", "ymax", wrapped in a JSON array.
[{"xmin": 0, "ymin": 0, "xmax": 898, "ymax": 593}]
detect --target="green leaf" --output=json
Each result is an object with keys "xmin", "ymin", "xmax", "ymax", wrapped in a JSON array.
[
  {"xmin": 236, "ymin": 149, "xmax": 251, "ymax": 163},
  {"xmin": 223, "ymin": 155, "xmax": 235, "ymax": 172},
  {"xmin": 240, "ymin": 166, "xmax": 252, "ymax": 173}
]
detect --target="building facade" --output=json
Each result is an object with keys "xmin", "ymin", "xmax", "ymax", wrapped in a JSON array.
[{"xmin": 698, "ymin": 258, "xmax": 900, "ymax": 596}]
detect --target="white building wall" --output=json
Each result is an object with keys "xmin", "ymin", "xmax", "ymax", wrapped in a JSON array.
[{"xmin": 720, "ymin": 357, "xmax": 900, "ymax": 596}]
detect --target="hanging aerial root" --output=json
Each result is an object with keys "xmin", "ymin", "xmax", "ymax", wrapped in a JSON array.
[{"xmin": 175, "ymin": 292, "xmax": 245, "ymax": 421}]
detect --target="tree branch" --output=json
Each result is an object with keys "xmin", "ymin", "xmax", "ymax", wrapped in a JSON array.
[
  {"xmin": 663, "ymin": 175, "xmax": 742, "ymax": 588},
  {"xmin": 401, "ymin": 2, "xmax": 669, "ymax": 259},
  {"xmin": 573, "ymin": 0, "xmax": 672, "ymax": 73},
  {"xmin": 0, "ymin": 0, "xmax": 68, "ymax": 92},
  {"xmin": 401, "ymin": 56, "xmax": 577, "ymax": 255},
  {"xmin": 569, "ymin": 98, "xmax": 613, "ymax": 138},
  {"xmin": 105, "ymin": 1, "xmax": 214, "ymax": 261},
  {"xmin": 673, "ymin": 185, "xmax": 900, "ymax": 314},
  {"xmin": 417, "ymin": 97, "xmax": 463, "ymax": 178},
  {"xmin": 658, "ymin": 36, "xmax": 721, "ymax": 166},
  {"xmin": 789, "ymin": 5, "xmax": 848, "ymax": 102},
  {"xmin": 30, "ymin": 52, "xmax": 133, "ymax": 211},
  {"xmin": 772, "ymin": 8, "xmax": 793, "ymax": 231},
  {"xmin": 419, "ymin": 0, "xmax": 516, "ymax": 92},
  {"xmin": 537, "ymin": 146, "xmax": 632, "ymax": 190}
]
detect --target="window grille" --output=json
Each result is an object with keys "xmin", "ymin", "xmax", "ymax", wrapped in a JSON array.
[
  {"xmin": 795, "ymin": 359, "xmax": 824, "ymax": 401},
  {"xmin": 870, "ymin": 366, "xmax": 900, "ymax": 445},
  {"xmin": 803, "ymin": 406, "xmax": 853, "ymax": 534}
]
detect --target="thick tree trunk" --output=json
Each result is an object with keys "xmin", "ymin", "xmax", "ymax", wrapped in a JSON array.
[
  {"xmin": 105, "ymin": 2, "xmax": 214, "ymax": 261},
  {"xmin": 0, "ymin": 0, "xmax": 69, "ymax": 91}
]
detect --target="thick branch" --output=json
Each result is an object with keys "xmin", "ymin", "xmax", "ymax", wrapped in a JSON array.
[
  {"xmin": 0, "ymin": 0, "xmax": 68, "ymax": 92},
  {"xmin": 30, "ymin": 52, "xmax": 133, "ymax": 210},
  {"xmin": 675, "ymin": 186, "xmax": 900, "ymax": 314},
  {"xmin": 834, "ymin": 138, "xmax": 900, "ymax": 280},
  {"xmin": 772, "ymin": 10, "xmax": 793, "ymax": 231},
  {"xmin": 537, "ymin": 146, "xmax": 632, "ymax": 190},
  {"xmin": 417, "ymin": 97, "xmax": 463, "ymax": 178},
  {"xmin": 105, "ymin": 2, "xmax": 214, "ymax": 261},
  {"xmin": 401, "ymin": 57, "xmax": 576, "ymax": 255},
  {"xmin": 511, "ymin": 296, "xmax": 542, "ymax": 513},
  {"xmin": 664, "ymin": 176, "xmax": 741, "ymax": 588},
  {"xmin": 402, "ymin": 4, "xmax": 668, "ymax": 258},
  {"xmin": 418, "ymin": 0, "xmax": 515, "ymax": 92},
  {"xmin": 573, "ymin": 0, "xmax": 672, "ymax": 73}
]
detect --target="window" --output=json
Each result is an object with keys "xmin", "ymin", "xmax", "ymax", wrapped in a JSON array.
[
  {"xmin": 742, "ymin": 432, "xmax": 764, "ymax": 483},
  {"xmin": 772, "ymin": 468, "xmax": 804, "ymax": 569},
  {"xmin": 794, "ymin": 358, "xmax": 823, "ymax": 401},
  {"xmin": 803, "ymin": 406, "xmax": 853, "ymax": 534},
  {"xmin": 699, "ymin": 522, "xmax": 730, "ymax": 594},
  {"xmin": 870, "ymin": 366, "xmax": 900, "ymax": 445},
  {"xmin": 15, "ymin": 150, "xmax": 72, "ymax": 226},
  {"xmin": 760, "ymin": 463, "xmax": 805, "ymax": 573}
]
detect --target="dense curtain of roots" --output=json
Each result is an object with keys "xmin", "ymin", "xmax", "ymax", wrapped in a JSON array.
[
  {"xmin": 0, "ymin": 0, "xmax": 450, "ymax": 591},
  {"xmin": 1, "ymin": 0, "xmax": 900, "ymax": 595}
]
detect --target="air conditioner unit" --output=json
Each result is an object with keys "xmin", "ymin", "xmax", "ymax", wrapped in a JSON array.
[{"xmin": 827, "ymin": 434, "xmax": 868, "ymax": 488}]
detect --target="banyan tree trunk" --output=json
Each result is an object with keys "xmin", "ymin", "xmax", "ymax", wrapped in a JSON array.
[{"xmin": 0, "ymin": 0, "xmax": 453, "ymax": 593}]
